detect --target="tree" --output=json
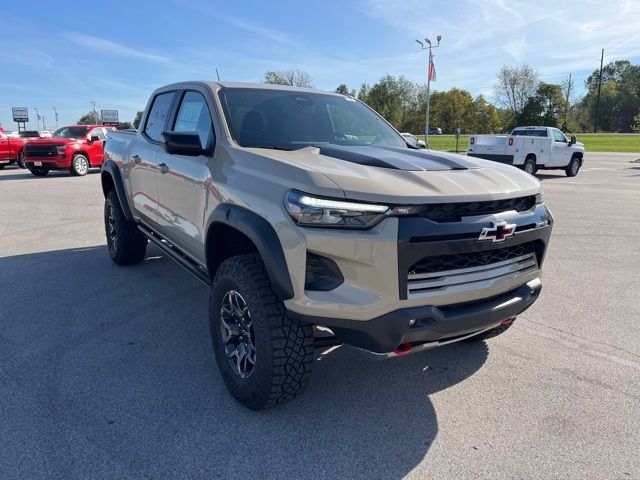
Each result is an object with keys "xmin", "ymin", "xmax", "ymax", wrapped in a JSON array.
[
  {"xmin": 520, "ymin": 82, "xmax": 565, "ymax": 127},
  {"xmin": 132, "ymin": 111, "xmax": 144, "ymax": 129},
  {"xmin": 263, "ymin": 69, "xmax": 313, "ymax": 88},
  {"xmin": 357, "ymin": 83, "xmax": 370, "ymax": 103},
  {"xmin": 117, "ymin": 122, "xmax": 132, "ymax": 130},
  {"xmin": 77, "ymin": 111, "xmax": 100, "ymax": 125},
  {"xmin": 632, "ymin": 112, "xmax": 640, "ymax": 133},
  {"xmin": 494, "ymin": 65, "xmax": 539, "ymax": 127},
  {"xmin": 335, "ymin": 84, "xmax": 356, "ymax": 97}
]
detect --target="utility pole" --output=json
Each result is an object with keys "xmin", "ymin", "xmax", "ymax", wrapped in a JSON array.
[
  {"xmin": 52, "ymin": 107, "xmax": 59, "ymax": 130},
  {"xmin": 562, "ymin": 72, "xmax": 572, "ymax": 132},
  {"xmin": 34, "ymin": 108, "xmax": 40, "ymax": 130},
  {"xmin": 216, "ymin": 68, "xmax": 221, "ymax": 81},
  {"xmin": 415, "ymin": 36, "xmax": 441, "ymax": 149},
  {"xmin": 90, "ymin": 100, "xmax": 97, "ymax": 124},
  {"xmin": 594, "ymin": 48, "xmax": 604, "ymax": 133}
]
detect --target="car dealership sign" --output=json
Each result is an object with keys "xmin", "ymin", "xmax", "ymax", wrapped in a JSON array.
[
  {"xmin": 12, "ymin": 107, "xmax": 29, "ymax": 123},
  {"xmin": 101, "ymin": 109, "xmax": 119, "ymax": 126}
]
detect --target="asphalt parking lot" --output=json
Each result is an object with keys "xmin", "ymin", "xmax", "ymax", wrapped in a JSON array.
[{"xmin": 1, "ymin": 153, "xmax": 639, "ymax": 479}]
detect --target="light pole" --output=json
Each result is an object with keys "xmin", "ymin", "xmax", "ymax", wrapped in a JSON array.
[
  {"xmin": 52, "ymin": 107, "xmax": 59, "ymax": 130},
  {"xmin": 415, "ymin": 35, "xmax": 441, "ymax": 148},
  {"xmin": 90, "ymin": 100, "xmax": 97, "ymax": 124},
  {"xmin": 34, "ymin": 108, "xmax": 40, "ymax": 130}
]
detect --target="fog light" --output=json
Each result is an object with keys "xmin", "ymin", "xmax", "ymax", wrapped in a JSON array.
[{"xmin": 409, "ymin": 318, "xmax": 416, "ymax": 326}]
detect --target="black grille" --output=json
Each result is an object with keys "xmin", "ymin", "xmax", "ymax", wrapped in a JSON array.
[
  {"xmin": 25, "ymin": 145, "xmax": 58, "ymax": 158},
  {"xmin": 416, "ymin": 196, "xmax": 536, "ymax": 222},
  {"xmin": 409, "ymin": 241, "xmax": 541, "ymax": 275}
]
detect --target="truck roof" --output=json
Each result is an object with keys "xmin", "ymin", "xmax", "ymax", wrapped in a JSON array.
[{"xmin": 157, "ymin": 80, "xmax": 345, "ymax": 97}]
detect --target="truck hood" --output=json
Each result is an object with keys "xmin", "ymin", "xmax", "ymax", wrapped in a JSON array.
[{"xmin": 246, "ymin": 145, "xmax": 541, "ymax": 204}]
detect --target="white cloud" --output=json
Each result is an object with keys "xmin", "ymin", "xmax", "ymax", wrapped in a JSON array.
[{"xmin": 66, "ymin": 32, "xmax": 171, "ymax": 62}]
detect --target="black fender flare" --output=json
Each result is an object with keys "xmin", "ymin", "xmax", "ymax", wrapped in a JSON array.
[
  {"xmin": 101, "ymin": 160, "xmax": 134, "ymax": 222},
  {"xmin": 207, "ymin": 204, "xmax": 294, "ymax": 301}
]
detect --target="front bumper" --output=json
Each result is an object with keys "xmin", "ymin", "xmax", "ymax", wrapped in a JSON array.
[
  {"xmin": 24, "ymin": 158, "xmax": 70, "ymax": 169},
  {"xmin": 290, "ymin": 278, "xmax": 542, "ymax": 353}
]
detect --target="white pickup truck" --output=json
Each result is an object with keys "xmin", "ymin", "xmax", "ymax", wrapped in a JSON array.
[{"xmin": 467, "ymin": 126, "xmax": 585, "ymax": 177}]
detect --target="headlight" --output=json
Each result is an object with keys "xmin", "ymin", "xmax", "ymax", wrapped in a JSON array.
[
  {"xmin": 56, "ymin": 145, "xmax": 66, "ymax": 156},
  {"xmin": 535, "ymin": 191, "xmax": 543, "ymax": 204},
  {"xmin": 285, "ymin": 190, "xmax": 390, "ymax": 229}
]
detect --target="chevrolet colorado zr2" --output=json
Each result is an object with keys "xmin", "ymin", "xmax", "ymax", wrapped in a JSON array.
[{"xmin": 100, "ymin": 82, "xmax": 553, "ymax": 410}]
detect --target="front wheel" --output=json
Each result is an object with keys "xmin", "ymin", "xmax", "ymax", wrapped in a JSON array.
[
  {"xmin": 17, "ymin": 151, "xmax": 25, "ymax": 169},
  {"xmin": 104, "ymin": 190, "xmax": 147, "ymax": 265},
  {"xmin": 565, "ymin": 157, "xmax": 580, "ymax": 177},
  {"xmin": 70, "ymin": 154, "xmax": 90, "ymax": 176},
  {"xmin": 29, "ymin": 168, "xmax": 49, "ymax": 177},
  {"xmin": 210, "ymin": 254, "xmax": 314, "ymax": 410}
]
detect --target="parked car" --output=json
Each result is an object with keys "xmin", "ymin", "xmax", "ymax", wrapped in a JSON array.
[
  {"xmin": 401, "ymin": 132, "xmax": 426, "ymax": 148},
  {"xmin": 0, "ymin": 127, "xmax": 28, "ymax": 169},
  {"xmin": 428, "ymin": 127, "xmax": 443, "ymax": 135},
  {"xmin": 23, "ymin": 124, "xmax": 115, "ymax": 176},
  {"xmin": 101, "ymin": 81, "xmax": 553, "ymax": 409},
  {"xmin": 18, "ymin": 130, "xmax": 43, "ymax": 139},
  {"xmin": 41, "ymin": 130, "xmax": 53, "ymax": 138},
  {"xmin": 467, "ymin": 126, "xmax": 585, "ymax": 177}
]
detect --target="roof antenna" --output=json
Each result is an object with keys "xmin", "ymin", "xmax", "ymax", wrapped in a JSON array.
[{"xmin": 216, "ymin": 68, "xmax": 221, "ymax": 81}]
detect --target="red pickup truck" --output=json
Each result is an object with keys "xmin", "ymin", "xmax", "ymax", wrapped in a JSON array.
[
  {"xmin": 23, "ymin": 124, "xmax": 116, "ymax": 176},
  {"xmin": 0, "ymin": 127, "xmax": 28, "ymax": 169}
]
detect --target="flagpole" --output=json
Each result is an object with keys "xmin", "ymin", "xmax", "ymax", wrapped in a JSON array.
[{"xmin": 415, "ymin": 36, "xmax": 441, "ymax": 149}]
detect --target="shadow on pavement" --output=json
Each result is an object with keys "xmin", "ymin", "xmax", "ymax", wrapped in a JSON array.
[{"xmin": 0, "ymin": 245, "xmax": 489, "ymax": 479}]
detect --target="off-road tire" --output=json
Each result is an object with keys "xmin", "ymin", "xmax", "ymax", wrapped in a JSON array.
[
  {"xmin": 464, "ymin": 319, "xmax": 514, "ymax": 343},
  {"xmin": 522, "ymin": 157, "xmax": 537, "ymax": 176},
  {"xmin": 70, "ymin": 154, "xmax": 90, "ymax": 176},
  {"xmin": 104, "ymin": 190, "xmax": 147, "ymax": 265},
  {"xmin": 17, "ymin": 151, "xmax": 25, "ymax": 169},
  {"xmin": 210, "ymin": 254, "xmax": 314, "ymax": 410},
  {"xmin": 565, "ymin": 156, "xmax": 580, "ymax": 177},
  {"xmin": 29, "ymin": 168, "xmax": 49, "ymax": 177}
]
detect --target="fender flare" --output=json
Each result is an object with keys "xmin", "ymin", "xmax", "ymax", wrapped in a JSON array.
[
  {"xmin": 207, "ymin": 204, "xmax": 294, "ymax": 301},
  {"xmin": 101, "ymin": 160, "xmax": 134, "ymax": 222}
]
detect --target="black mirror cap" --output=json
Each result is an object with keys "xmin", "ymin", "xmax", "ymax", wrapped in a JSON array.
[
  {"xmin": 90, "ymin": 135, "xmax": 100, "ymax": 143},
  {"xmin": 569, "ymin": 135, "xmax": 576, "ymax": 145},
  {"xmin": 160, "ymin": 131, "xmax": 208, "ymax": 156}
]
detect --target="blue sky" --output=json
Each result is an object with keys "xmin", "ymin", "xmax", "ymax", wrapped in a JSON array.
[{"xmin": 1, "ymin": 0, "xmax": 639, "ymax": 130}]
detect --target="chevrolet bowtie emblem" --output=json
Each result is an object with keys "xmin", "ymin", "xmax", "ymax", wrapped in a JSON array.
[{"xmin": 478, "ymin": 221, "xmax": 517, "ymax": 242}]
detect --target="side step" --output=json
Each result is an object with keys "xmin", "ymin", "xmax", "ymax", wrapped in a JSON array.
[{"xmin": 138, "ymin": 225, "xmax": 211, "ymax": 287}]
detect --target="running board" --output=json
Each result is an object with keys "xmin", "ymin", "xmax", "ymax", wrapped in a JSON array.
[{"xmin": 138, "ymin": 225, "xmax": 211, "ymax": 287}]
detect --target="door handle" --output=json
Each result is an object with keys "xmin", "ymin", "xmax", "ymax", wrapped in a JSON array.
[
  {"xmin": 159, "ymin": 162, "xmax": 170, "ymax": 174},
  {"xmin": 132, "ymin": 155, "xmax": 142, "ymax": 165}
]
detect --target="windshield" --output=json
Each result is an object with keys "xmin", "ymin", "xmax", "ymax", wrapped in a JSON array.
[
  {"xmin": 218, "ymin": 88, "xmax": 406, "ymax": 150},
  {"xmin": 53, "ymin": 126, "xmax": 89, "ymax": 138}
]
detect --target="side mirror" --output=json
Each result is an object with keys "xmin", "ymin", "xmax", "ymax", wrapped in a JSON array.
[
  {"xmin": 569, "ymin": 135, "xmax": 576, "ymax": 146},
  {"xmin": 160, "ymin": 131, "xmax": 208, "ymax": 156},
  {"xmin": 90, "ymin": 135, "xmax": 100, "ymax": 143}
]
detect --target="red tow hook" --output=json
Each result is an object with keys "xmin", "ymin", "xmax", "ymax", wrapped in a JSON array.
[
  {"xmin": 394, "ymin": 343, "xmax": 413, "ymax": 356},
  {"xmin": 500, "ymin": 317, "xmax": 516, "ymax": 325}
]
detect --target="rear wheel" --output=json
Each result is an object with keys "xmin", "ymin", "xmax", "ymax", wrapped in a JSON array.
[
  {"xmin": 565, "ymin": 156, "xmax": 580, "ymax": 177},
  {"xmin": 210, "ymin": 254, "xmax": 314, "ymax": 410},
  {"xmin": 522, "ymin": 157, "xmax": 537, "ymax": 175},
  {"xmin": 70, "ymin": 154, "xmax": 90, "ymax": 176},
  {"xmin": 0, "ymin": 164, "xmax": 5, "ymax": 170},
  {"xmin": 104, "ymin": 190, "xmax": 147, "ymax": 265},
  {"xmin": 29, "ymin": 168, "xmax": 49, "ymax": 177}
]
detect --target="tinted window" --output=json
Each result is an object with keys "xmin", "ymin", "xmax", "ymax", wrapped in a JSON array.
[
  {"xmin": 145, "ymin": 92, "xmax": 175, "ymax": 142},
  {"xmin": 53, "ymin": 127, "xmax": 88, "ymax": 138},
  {"xmin": 173, "ymin": 91, "xmax": 214, "ymax": 150},
  {"xmin": 512, "ymin": 129, "xmax": 547, "ymax": 137},
  {"xmin": 218, "ymin": 88, "xmax": 405, "ymax": 150}
]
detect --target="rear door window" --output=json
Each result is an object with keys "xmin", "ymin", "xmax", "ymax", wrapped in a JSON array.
[
  {"xmin": 512, "ymin": 129, "xmax": 547, "ymax": 137},
  {"xmin": 144, "ymin": 92, "xmax": 175, "ymax": 142}
]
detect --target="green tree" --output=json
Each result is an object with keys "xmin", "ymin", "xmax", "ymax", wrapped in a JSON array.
[
  {"xmin": 633, "ymin": 111, "xmax": 640, "ymax": 133},
  {"xmin": 335, "ymin": 84, "xmax": 356, "ymax": 96},
  {"xmin": 77, "ymin": 111, "xmax": 100, "ymax": 125},
  {"xmin": 132, "ymin": 111, "xmax": 144, "ymax": 129},
  {"xmin": 263, "ymin": 69, "xmax": 313, "ymax": 87},
  {"xmin": 117, "ymin": 121, "xmax": 132, "ymax": 130},
  {"xmin": 520, "ymin": 82, "xmax": 565, "ymax": 127}
]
